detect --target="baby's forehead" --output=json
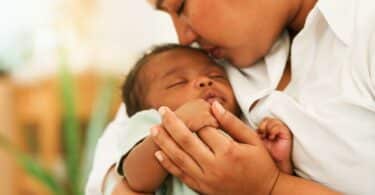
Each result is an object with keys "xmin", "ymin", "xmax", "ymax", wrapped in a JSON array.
[
  {"xmin": 147, "ymin": 48, "xmax": 221, "ymax": 70},
  {"xmin": 155, "ymin": 47, "xmax": 207, "ymax": 60}
]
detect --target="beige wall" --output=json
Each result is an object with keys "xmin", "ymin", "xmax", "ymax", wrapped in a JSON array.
[
  {"xmin": 91, "ymin": 0, "xmax": 177, "ymax": 72},
  {"xmin": 1, "ymin": 0, "xmax": 177, "ymax": 81}
]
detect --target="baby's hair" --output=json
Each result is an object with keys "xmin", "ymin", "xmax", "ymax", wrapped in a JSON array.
[{"xmin": 122, "ymin": 43, "xmax": 208, "ymax": 116}]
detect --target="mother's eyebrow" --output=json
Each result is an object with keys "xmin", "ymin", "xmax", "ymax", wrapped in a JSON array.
[{"xmin": 156, "ymin": 0, "xmax": 165, "ymax": 10}]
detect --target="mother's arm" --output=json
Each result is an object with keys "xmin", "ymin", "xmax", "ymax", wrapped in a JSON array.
[{"xmin": 151, "ymin": 102, "xmax": 341, "ymax": 195}]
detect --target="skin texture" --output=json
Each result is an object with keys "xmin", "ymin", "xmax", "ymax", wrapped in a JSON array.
[
  {"xmin": 123, "ymin": 47, "xmax": 295, "ymax": 194},
  {"xmin": 258, "ymin": 118, "xmax": 293, "ymax": 174},
  {"xmin": 106, "ymin": 167, "xmax": 152, "ymax": 195},
  {"xmin": 140, "ymin": 48, "xmax": 239, "ymax": 114},
  {"xmin": 123, "ymin": 48, "xmax": 240, "ymax": 193},
  {"xmin": 153, "ymin": 104, "xmax": 281, "ymax": 194},
  {"xmin": 112, "ymin": 0, "xmax": 341, "ymax": 194},
  {"xmin": 149, "ymin": 0, "xmax": 305, "ymax": 67},
  {"xmin": 152, "ymin": 103, "xmax": 339, "ymax": 195}
]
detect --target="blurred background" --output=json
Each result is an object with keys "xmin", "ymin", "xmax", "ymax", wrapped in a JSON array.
[{"xmin": 0, "ymin": 0, "xmax": 177, "ymax": 194}]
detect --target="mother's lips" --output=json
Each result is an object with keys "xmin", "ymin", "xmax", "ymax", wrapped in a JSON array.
[
  {"xmin": 210, "ymin": 47, "xmax": 224, "ymax": 59},
  {"xmin": 210, "ymin": 48, "xmax": 224, "ymax": 59},
  {"xmin": 204, "ymin": 47, "xmax": 224, "ymax": 59}
]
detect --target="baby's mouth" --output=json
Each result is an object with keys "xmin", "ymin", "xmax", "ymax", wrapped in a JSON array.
[{"xmin": 203, "ymin": 91, "xmax": 225, "ymax": 105}]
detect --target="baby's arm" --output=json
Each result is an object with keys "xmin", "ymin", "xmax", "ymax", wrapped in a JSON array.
[
  {"xmin": 257, "ymin": 118, "xmax": 293, "ymax": 174},
  {"xmin": 123, "ymin": 135, "xmax": 167, "ymax": 193},
  {"xmin": 105, "ymin": 166, "xmax": 153, "ymax": 195},
  {"xmin": 123, "ymin": 99, "xmax": 217, "ymax": 193}
]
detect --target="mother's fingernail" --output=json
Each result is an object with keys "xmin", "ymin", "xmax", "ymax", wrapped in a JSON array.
[
  {"xmin": 213, "ymin": 101, "xmax": 225, "ymax": 115},
  {"xmin": 158, "ymin": 106, "xmax": 167, "ymax": 116},
  {"xmin": 150, "ymin": 127, "xmax": 158, "ymax": 136},
  {"xmin": 155, "ymin": 151, "xmax": 163, "ymax": 161}
]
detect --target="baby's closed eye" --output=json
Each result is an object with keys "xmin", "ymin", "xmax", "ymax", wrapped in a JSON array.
[{"xmin": 166, "ymin": 79, "xmax": 188, "ymax": 89}]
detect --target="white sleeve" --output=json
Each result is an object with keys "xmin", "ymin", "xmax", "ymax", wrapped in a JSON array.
[
  {"xmin": 85, "ymin": 104, "xmax": 129, "ymax": 195},
  {"xmin": 114, "ymin": 109, "xmax": 161, "ymax": 176},
  {"xmin": 371, "ymin": 32, "xmax": 375, "ymax": 90}
]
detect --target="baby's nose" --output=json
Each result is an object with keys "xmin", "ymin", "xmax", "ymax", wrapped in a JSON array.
[{"xmin": 196, "ymin": 77, "xmax": 213, "ymax": 88}]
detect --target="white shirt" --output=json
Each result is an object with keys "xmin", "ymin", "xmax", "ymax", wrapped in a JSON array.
[
  {"xmin": 86, "ymin": 0, "xmax": 375, "ymax": 194},
  {"xmin": 86, "ymin": 104, "xmax": 128, "ymax": 195},
  {"xmin": 228, "ymin": 0, "xmax": 375, "ymax": 194}
]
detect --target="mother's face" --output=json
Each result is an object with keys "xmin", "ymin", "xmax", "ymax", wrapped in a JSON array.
[{"xmin": 148, "ymin": 0, "xmax": 288, "ymax": 68}]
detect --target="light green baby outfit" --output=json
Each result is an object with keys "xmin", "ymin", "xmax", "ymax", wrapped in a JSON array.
[{"xmin": 116, "ymin": 109, "xmax": 198, "ymax": 195}]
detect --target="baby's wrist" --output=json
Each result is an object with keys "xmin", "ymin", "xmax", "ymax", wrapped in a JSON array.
[{"xmin": 276, "ymin": 160, "xmax": 293, "ymax": 175}]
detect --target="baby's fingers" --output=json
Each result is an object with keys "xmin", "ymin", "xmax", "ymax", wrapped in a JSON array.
[
  {"xmin": 190, "ymin": 114, "xmax": 218, "ymax": 132},
  {"xmin": 269, "ymin": 124, "xmax": 282, "ymax": 140},
  {"xmin": 259, "ymin": 118, "xmax": 282, "ymax": 140},
  {"xmin": 259, "ymin": 117, "xmax": 272, "ymax": 131},
  {"xmin": 259, "ymin": 117, "xmax": 275, "ymax": 138},
  {"xmin": 257, "ymin": 130, "xmax": 267, "ymax": 139}
]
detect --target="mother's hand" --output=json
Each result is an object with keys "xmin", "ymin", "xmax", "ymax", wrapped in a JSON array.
[{"xmin": 151, "ymin": 102, "xmax": 280, "ymax": 195}]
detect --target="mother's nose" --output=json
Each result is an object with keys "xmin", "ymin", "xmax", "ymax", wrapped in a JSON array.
[{"xmin": 171, "ymin": 16, "xmax": 198, "ymax": 45}]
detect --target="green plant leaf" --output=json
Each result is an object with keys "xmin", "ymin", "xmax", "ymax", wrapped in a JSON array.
[
  {"xmin": 80, "ymin": 75, "xmax": 116, "ymax": 190},
  {"xmin": 58, "ymin": 48, "xmax": 81, "ymax": 195},
  {"xmin": 0, "ymin": 134, "xmax": 65, "ymax": 195}
]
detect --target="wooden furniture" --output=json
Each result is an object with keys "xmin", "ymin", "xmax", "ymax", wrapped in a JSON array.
[
  {"xmin": 0, "ymin": 76, "xmax": 18, "ymax": 195},
  {"xmin": 0, "ymin": 71, "xmax": 122, "ymax": 195}
]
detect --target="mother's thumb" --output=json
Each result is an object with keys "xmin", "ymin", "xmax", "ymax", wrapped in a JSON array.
[{"xmin": 211, "ymin": 101, "xmax": 260, "ymax": 145}]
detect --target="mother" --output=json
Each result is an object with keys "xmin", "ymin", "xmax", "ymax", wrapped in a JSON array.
[{"xmin": 104, "ymin": 0, "xmax": 375, "ymax": 194}]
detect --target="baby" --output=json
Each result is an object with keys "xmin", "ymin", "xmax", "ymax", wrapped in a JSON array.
[{"xmin": 118, "ymin": 44, "xmax": 293, "ymax": 194}]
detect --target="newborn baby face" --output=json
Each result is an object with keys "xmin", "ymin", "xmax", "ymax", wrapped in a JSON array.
[{"xmin": 140, "ymin": 48, "xmax": 239, "ymax": 114}]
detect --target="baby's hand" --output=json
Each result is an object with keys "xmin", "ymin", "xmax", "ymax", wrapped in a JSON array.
[
  {"xmin": 257, "ymin": 117, "xmax": 293, "ymax": 174},
  {"xmin": 175, "ymin": 99, "xmax": 219, "ymax": 132}
]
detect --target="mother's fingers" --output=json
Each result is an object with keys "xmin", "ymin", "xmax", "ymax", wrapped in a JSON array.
[
  {"xmin": 159, "ymin": 106, "xmax": 214, "ymax": 163},
  {"xmin": 154, "ymin": 151, "xmax": 201, "ymax": 191},
  {"xmin": 154, "ymin": 151, "xmax": 184, "ymax": 178},
  {"xmin": 151, "ymin": 125, "xmax": 203, "ymax": 178},
  {"xmin": 211, "ymin": 101, "xmax": 261, "ymax": 146},
  {"xmin": 197, "ymin": 127, "xmax": 232, "ymax": 154}
]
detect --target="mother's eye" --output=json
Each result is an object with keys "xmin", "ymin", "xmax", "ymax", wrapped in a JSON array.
[
  {"xmin": 177, "ymin": 0, "xmax": 186, "ymax": 16},
  {"xmin": 166, "ymin": 80, "xmax": 187, "ymax": 89}
]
